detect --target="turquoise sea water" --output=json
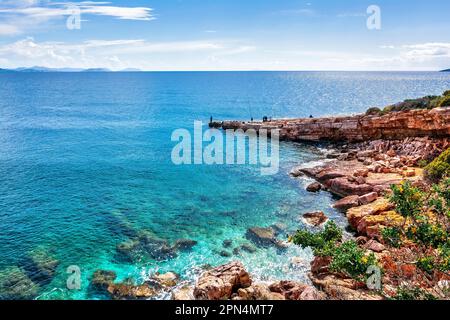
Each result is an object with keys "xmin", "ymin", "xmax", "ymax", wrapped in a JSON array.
[{"xmin": 0, "ymin": 71, "xmax": 449, "ymax": 299}]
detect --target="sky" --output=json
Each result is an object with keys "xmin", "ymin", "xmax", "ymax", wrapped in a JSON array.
[{"xmin": 0, "ymin": 0, "xmax": 449, "ymax": 71}]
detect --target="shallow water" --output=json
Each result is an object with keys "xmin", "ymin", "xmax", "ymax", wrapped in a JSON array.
[{"xmin": 0, "ymin": 71, "xmax": 449, "ymax": 299}]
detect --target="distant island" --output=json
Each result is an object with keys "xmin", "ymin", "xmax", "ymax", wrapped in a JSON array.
[
  {"xmin": 0, "ymin": 66, "xmax": 141, "ymax": 73},
  {"xmin": 441, "ymin": 68, "xmax": 450, "ymax": 72}
]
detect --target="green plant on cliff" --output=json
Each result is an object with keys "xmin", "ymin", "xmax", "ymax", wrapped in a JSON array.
[
  {"xmin": 328, "ymin": 240, "xmax": 377, "ymax": 280},
  {"xmin": 439, "ymin": 95, "xmax": 450, "ymax": 107},
  {"xmin": 425, "ymin": 147, "xmax": 450, "ymax": 182},
  {"xmin": 393, "ymin": 286, "xmax": 437, "ymax": 300},
  {"xmin": 290, "ymin": 220, "xmax": 342, "ymax": 256},
  {"xmin": 390, "ymin": 181, "xmax": 424, "ymax": 218},
  {"xmin": 381, "ymin": 227, "xmax": 403, "ymax": 248},
  {"xmin": 369, "ymin": 90, "xmax": 450, "ymax": 115},
  {"xmin": 290, "ymin": 221, "xmax": 377, "ymax": 280}
]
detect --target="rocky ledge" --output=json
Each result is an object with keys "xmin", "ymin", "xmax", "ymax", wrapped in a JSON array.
[{"xmin": 211, "ymin": 107, "xmax": 450, "ymax": 143}]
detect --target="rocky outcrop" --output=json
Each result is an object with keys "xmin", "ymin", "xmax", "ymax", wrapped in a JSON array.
[
  {"xmin": 215, "ymin": 108, "xmax": 450, "ymax": 143},
  {"xmin": 302, "ymin": 211, "xmax": 328, "ymax": 227},
  {"xmin": 193, "ymin": 261, "xmax": 252, "ymax": 300}
]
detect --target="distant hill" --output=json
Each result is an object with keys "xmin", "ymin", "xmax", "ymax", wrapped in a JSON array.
[
  {"xmin": 0, "ymin": 66, "xmax": 126, "ymax": 73},
  {"xmin": 440, "ymin": 69, "xmax": 450, "ymax": 72}
]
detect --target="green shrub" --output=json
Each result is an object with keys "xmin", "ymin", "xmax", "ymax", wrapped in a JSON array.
[
  {"xmin": 365, "ymin": 107, "xmax": 382, "ymax": 116},
  {"xmin": 328, "ymin": 241, "xmax": 377, "ymax": 280},
  {"xmin": 290, "ymin": 220, "xmax": 342, "ymax": 256},
  {"xmin": 429, "ymin": 178, "xmax": 450, "ymax": 217},
  {"xmin": 425, "ymin": 148, "xmax": 450, "ymax": 182},
  {"xmin": 443, "ymin": 90, "xmax": 450, "ymax": 96},
  {"xmin": 417, "ymin": 256, "xmax": 435, "ymax": 274},
  {"xmin": 390, "ymin": 181, "xmax": 424, "ymax": 218},
  {"xmin": 406, "ymin": 219, "xmax": 448, "ymax": 248},
  {"xmin": 381, "ymin": 227, "xmax": 402, "ymax": 248},
  {"xmin": 438, "ymin": 95, "xmax": 450, "ymax": 107},
  {"xmin": 393, "ymin": 287, "xmax": 437, "ymax": 300}
]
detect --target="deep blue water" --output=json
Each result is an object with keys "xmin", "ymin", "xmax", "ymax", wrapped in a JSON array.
[{"xmin": 0, "ymin": 71, "xmax": 449, "ymax": 299}]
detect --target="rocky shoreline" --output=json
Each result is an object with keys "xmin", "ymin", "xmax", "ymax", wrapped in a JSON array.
[
  {"xmin": 81, "ymin": 109, "xmax": 450, "ymax": 301},
  {"xmin": 185, "ymin": 107, "xmax": 450, "ymax": 301}
]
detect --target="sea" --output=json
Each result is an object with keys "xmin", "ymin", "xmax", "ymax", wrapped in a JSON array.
[{"xmin": 0, "ymin": 71, "xmax": 449, "ymax": 299}]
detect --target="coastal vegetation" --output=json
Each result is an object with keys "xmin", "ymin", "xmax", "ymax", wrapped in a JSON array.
[
  {"xmin": 425, "ymin": 147, "xmax": 450, "ymax": 181},
  {"xmin": 365, "ymin": 90, "xmax": 450, "ymax": 116}
]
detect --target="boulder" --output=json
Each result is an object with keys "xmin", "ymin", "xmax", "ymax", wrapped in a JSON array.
[
  {"xmin": 152, "ymin": 272, "xmax": 179, "ymax": 287},
  {"xmin": 358, "ymin": 192, "xmax": 379, "ymax": 205},
  {"xmin": 308, "ymin": 273, "xmax": 383, "ymax": 300},
  {"xmin": 299, "ymin": 286, "xmax": 327, "ymax": 300},
  {"xmin": 107, "ymin": 282, "xmax": 158, "ymax": 300},
  {"xmin": 347, "ymin": 198, "xmax": 394, "ymax": 230},
  {"xmin": 354, "ymin": 168, "xmax": 369, "ymax": 177},
  {"xmin": 302, "ymin": 211, "xmax": 328, "ymax": 227},
  {"xmin": 268, "ymin": 280, "xmax": 309, "ymax": 300},
  {"xmin": 172, "ymin": 285, "xmax": 195, "ymax": 300},
  {"xmin": 333, "ymin": 195, "xmax": 360, "ymax": 211},
  {"xmin": 327, "ymin": 177, "xmax": 373, "ymax": 197},
  {"xmin": 311, "ymin": 256, "xmax": 332, "ymax": 275},
  {"xmin": 193, "ymin": 261, "xmax": 252, "ymax": 300},
  {"xmin": 235, "ymin": 284, "xmax": 285, "ymax": 300},
  {"xmin": 364, "ymin": 240, "xmax": 386, "ymax": 253},
  {"xmin": 306, "ymin": 182, "xmax": 322, "ymax": 192}
]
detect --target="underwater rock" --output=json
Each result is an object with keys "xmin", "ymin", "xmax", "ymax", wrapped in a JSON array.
[
  {"xmin": 219, "ymin": 250, "xmax": 232, "ymax": 258},
  {"xmin": 0, "ymin": 266, "xmax": 39, "ymax": 300},
  {"xmin": 222, "ymin": 240, "xmax": 233, "ymax": 248},
  {"xmin": 174, "ymin": 239, "xmax": 198, "ymax": 251},
  {"xmin": 193, "ymin": 261, "xmax": 252, "ymax": 300},
  {"xmin": 240, "ymin": 243, "xmax": 257, "ymax": 253},
  {"xmin": 245, "ymin": 227, "xmax": 285, "ymax": 249},
  {"xmin": 91, "ymin": 270, "xmax": 117, "ymax": 291},
  {"xmin": 116, "ymin": 239, "xmax": 141, "ymax": 262},
  {"xmin": 21, "ymin": 248, "xmax": 59, "ymax": 285}
]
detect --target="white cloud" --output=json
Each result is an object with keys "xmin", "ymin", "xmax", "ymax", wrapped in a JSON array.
[
  {"xmin": 0, "ymin": 1, "xmax": 154, "ymax": 35},
  {"xmin": 0, "ymin": 37, "xmax": 255, "ymax": 70}
]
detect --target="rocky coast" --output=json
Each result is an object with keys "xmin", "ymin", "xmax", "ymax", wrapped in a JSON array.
[
  {"xmin": 84, "ymin": 106, "xmax": 449, "ymax": 301},
  {"xmin": 187, "ymin": 105, "xmax": 449, "ymax": 301}
]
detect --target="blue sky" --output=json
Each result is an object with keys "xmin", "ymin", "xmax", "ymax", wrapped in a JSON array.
[{"xmin": 0, "ymin": 0, "xmax": 449, "ymax": 70}]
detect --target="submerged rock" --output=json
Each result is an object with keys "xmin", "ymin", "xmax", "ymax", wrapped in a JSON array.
[
  {"xmin": 240, "ymin": 243, "xmax": 257, "ymax": 253},
  {"xmin": 193, "ymin": 261, "xmax": 252, "ymax": 300},
  {"xmin": 174, "ymin": 239, "xmax": 198, "ymax": 251},
  {"xmin": 222, "ymin": 240, "xmax": 233, "ymax": 248},
  {"xmin": 245, "ymin": 227, "xmax": 285, "ymax": 249},
  {"xmin": 0, "ymin": 266, "xmax": 39, "ymax": 300},
  {"xmin": 219, "ymin": 250, "xmax": 232, "ymax": 258},
  {"xmin": 21, "ymin": 248, "xmax": 59, "ymax": 285},
  {"xmin": 91, "ymin": 270, "xmax": 117, "ymax": 291},
  {"xmin": 302, "ymin": 211, "xmax": 328, "ymax": 227}
]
